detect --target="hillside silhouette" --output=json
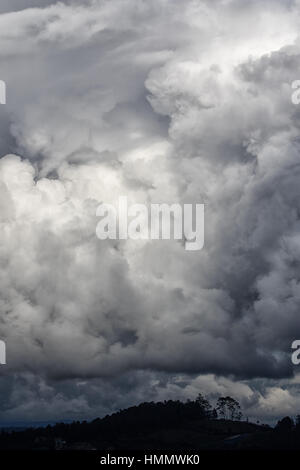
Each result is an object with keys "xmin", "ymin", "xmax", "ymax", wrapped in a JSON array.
[{"xmin": 0, "ymin": 395, "xmax": 299, "ymax": 450}]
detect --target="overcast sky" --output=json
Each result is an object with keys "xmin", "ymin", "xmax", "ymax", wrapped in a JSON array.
[{"xmin": 0, "ymin": 0, "xmax": 300, "ymax": 424}]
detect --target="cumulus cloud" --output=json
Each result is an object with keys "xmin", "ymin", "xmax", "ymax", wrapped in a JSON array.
[{"xmin": 0, "ymin": 0, "xmax": 300, "ymax": 422}]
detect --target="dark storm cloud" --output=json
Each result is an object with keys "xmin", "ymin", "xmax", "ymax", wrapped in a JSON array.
[{"xmin": 0, "ymin": 0, "xmax": 300, "ymax": 421}]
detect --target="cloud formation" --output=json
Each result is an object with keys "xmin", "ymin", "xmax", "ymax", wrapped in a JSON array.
[{"xmin": 1, "ymin": 0, "xmax": 300, "ymax": 422}]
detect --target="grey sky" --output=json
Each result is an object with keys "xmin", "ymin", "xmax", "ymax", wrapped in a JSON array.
[{"xmin": 0, "ymin": 0, "xmax": 300, "ymax": 424}]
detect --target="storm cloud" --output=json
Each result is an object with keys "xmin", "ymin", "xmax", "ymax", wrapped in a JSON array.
[{"xmin": 0, "ymin": 0, "xmax": 300, "ymax": 423}]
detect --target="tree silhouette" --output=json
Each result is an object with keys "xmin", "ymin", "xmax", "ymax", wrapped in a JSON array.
[
  {"xmin": 3, "ymin": 397, "xmax": 300, "ymax": 450},
  {"xmin": 216, "ymin": 396, "xmax": 242, "ymax": 420},
  {"xmin": 195, "ymin": 393, "xmax": 213, "ymax": 418},
  {"xmin": 276, "ymin": 416, "xmax": 294, "ymax": 432}
]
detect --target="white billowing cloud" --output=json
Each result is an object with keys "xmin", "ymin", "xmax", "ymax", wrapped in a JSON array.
[
  {"xmin": 0, "ymin": 154, "xmax": 151, "ymax": 378},
  {"xmin": 1, "ymin": 0, "xmax": 300, "ymax": 422}
]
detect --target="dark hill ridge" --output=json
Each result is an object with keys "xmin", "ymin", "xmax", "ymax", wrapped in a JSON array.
[{"xmin": 0, "ymin": 397, "xmax": 299, "ymax": 450}]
